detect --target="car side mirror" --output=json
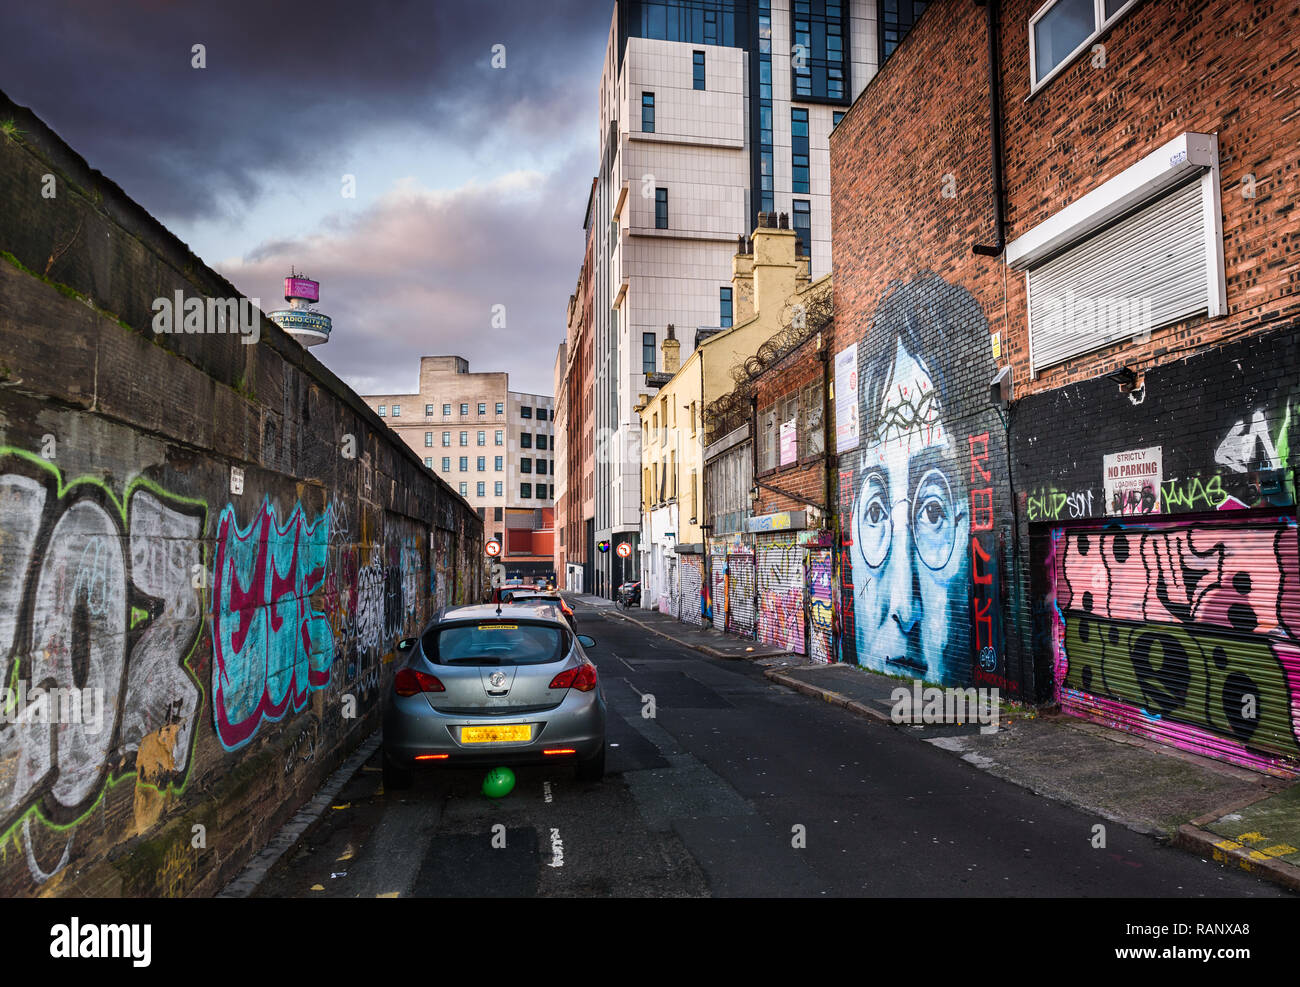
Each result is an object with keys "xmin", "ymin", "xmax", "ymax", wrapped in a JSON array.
[
  {"xmin": 397, "ymin": 638, "xmax": 416, "ymax": 652},
  {"xmin": 577, "ymin": 634, "xmax": 597, "ymax": 650}
]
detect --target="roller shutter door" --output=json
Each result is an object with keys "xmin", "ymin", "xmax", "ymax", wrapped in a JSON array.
[
  {"xmin": 756, "ymin": 533, "xmax": 805, "ymax": 654},
  {"xmin": 710, "ymin": 548, "xmax": 726, "ymax": 630},
  {"xmin": 1029, "ymin": 179, "xmax": 1207, "ymax": 373},
  {"xmin": 807, "ymin": 548, "xmax": 834, "ymax": 664},
  {"xmin": 680, "ymin": 555, "xmax": 705, "ymax": 626},
  {"xmin": 727, "ymin": 552, "xmax": 755, "ymax": 638},
  {"xmin": 1054, "ymin": 515, "xmax": 1300, "ymax": 775}
]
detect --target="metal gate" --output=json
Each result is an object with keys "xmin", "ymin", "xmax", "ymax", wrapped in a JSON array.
[
  {"xmin": 661, "ymin": 555, "xmax": 677, "ymax": 616},
  {"xmin": 680, "ymin": 555, "xmax": 705, "ymax": 626},
  {"xmin": 756, "ymin": 533, "xmax": 805, "ymax": 654},
  {"xmin": 727, "ymin": 551, "xmax": 755, "ymax": 638},
  {"xmin": 1053, "ymin": 514, "xmax": 1300, "ymax": 776},
  {"xmin": 807, "ymin": 548, "xmax": 834, "ymax": 663},
  {"xmin": 710, "ymin": 545, "xmax": 726, "ymax": 630}
]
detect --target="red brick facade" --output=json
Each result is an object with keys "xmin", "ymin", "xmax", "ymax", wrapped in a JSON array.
[{"xmin": 752, "ymin": 333, "xmax": 831, "ymax": 519}]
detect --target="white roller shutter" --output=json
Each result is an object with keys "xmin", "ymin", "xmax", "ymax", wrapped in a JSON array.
[{"xmin": 1028, "ymin": 178, "xmax": 1208, "ymax": 373}]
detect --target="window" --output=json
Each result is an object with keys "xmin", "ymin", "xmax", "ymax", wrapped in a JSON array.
[
  {"xmin": 424, "ymin": 432, "xmax": 433, "ymax": 447},
  {"xmin": 442, "ymin": 431, "xmax": 451, "ymax": 446},
  {"xmin": 1031, "ymin": 0, "xmax": 1137, "ymax": 88},
  {"xmin": 537, "ymin": 434, "xmax": 547, "ymax": 451},
  {"xmin": 460, "ymin": 403, "xmax": 469, "ymax": 415},
  {"xmin": 642, "ymin": 91, "xmax": 655, "ymax": 133},
  {"xmin": 425, "ymin": 404, "xmax": 434, "ymax": 416},
  {"xmin": 521, "ymin": 483, "xmax": 532, "ymax": 499},
  {"xmin": 495, "ymin": 430, "xmax": 504, "ymax": 446},
  {"xmin": 476, "ymin": 507, "xmax": 485, "ymax": 520},
  {"xmin": 802, "ymin": 381, "xmax": 824, "ymax": 457},
  {"xmin": 477, "ymin": 456, "xmax": 486, "ymax": 471},
  {"xmin": 538, "ymin": 459, "xmax": 548, "ymax": 474},
  {"xmin": 881, "ymin": 0, "xmax": 927, "ymax": 63},
  {"xmin": 424, "ymin": 457, "xmax": 433, "ymax": 468},
  {"xmin": 792, "ymin": 109, "xmax": 809, "ymax": 194},
  {"xmin": 457, "ymin": 431, "xmax": 466, "ymax": 446},
  {"xmin": 521, "ymin": 407, "xmax": 532, "ymax": 419},
  {"xmin": 459, "ymin": 482, "xmax": 468, "ymax": 496},
  {"xmin": 459, "ymin": 456, "xmax": 468, "ymax": 471},
  {"xmin": 536, "ymin": 407, "xmax": 546, "ymax": 421},
  {"xmin": 522, "ymin": 458, "xmax": 533, "ymax": 474},
  {"xmin": 392, "ymin": 405, "xmax": 400, "ymax": 417},
  {"xmin": 442, "ymin": 403, "xmax": 451, "ymax": 416},
  {"xmin": 521, "ymin": 433, "xmax": 533, "ymax": 449},
  {"xmin": 793, "ymin": 200, "xmax": 811, "ymax": 256},
  {"xmin": 496, "ymin": 401, "xmax": 504, "ymax": 415},
  {"xmin": 477, "ymin": 482, "xmax": 486, "ymax": 497},
  {"xmin": 478, "ymin": 430, "xmax": 486, "ymax": 446},
  {"xmin": 655, "ymin": 188, "xmax": 668, "ymax": 229},
  {"xmin": 759, "ymin": 405, "xmax": 777, "ymax": 472},
  {"xmin": 643, "ymin": 332, "xmax": 656, "ymax": 373},
  {"xmin": 442, "ymin": 457, "xmax": 451, "ymax": 472},
  {"xmin": 693, "ymin": 50, "xmax": 705, "ymax": 90},
  {"xmin": 720, "ymin": 287, "xmax": 733, "ymax": 328},
  {"xmin": 377, "ymin": 405, "xmax": 386, "ymax": 416},
  {"xmin": 833, "ymin": 111, "xmax": 845, "ymax": 128},
  {"xmin": 495, "ymin": 455, "xmax": 504, "ymax": 471},
  {"xmin": 538, "ymin": 484, "xmax": 548, "ymax": 500},
  {"xmin": 478, "ymin": 402, "xmax": 486, "ymax": 415}
]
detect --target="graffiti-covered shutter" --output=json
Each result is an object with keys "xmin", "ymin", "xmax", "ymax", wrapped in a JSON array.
[
  {"xmin": 807, "ymin": 548, "xmax": 834, "ymax": 663},
  {"xmin": 756, "ymin": 533, "xmax": 805, "ymax": 654},
  {"xmin": 666, "ymin": 555, "xmax": 680, "ymax": 618},
  {"xmin": 680, "ymin": 555, "xmax": 705, "ymax": 626},
  {"xmin": 727, "ymin": 551, "xmax": 755, "ymax": 637},
  {"xmin": 1054, "ymin": 516, "xmax": 1300, "ymax": 775},
  {"xmin": 711, "ymin": 551, "xmax": 726, "ymax": 630}
]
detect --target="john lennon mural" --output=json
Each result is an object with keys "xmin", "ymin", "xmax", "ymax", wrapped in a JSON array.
[{"xmin": 840, "ymin": 273, "xmax": 1003, "ymax": 687}]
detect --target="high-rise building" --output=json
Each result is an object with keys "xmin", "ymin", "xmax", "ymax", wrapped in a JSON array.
[
  {"xmin": 362, "ymin": 356, "xmax": 555, "ymax": 580},
  {"xmin": 582, "ymin": 0, "xmax": 882, "ymax": 597}
]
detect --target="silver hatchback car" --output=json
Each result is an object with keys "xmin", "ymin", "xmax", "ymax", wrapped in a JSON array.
[{"xmin": 382, "ymin": 603, "xmax": 606, "ymax": 788}]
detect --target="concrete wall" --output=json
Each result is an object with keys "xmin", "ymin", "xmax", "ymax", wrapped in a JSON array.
[{"xmin": 0, "ymin": 91, "xmax": 484, "ymax": 895}]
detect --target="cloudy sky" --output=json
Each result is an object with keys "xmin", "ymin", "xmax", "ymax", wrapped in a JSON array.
[{"xmin": 0, "ymin": 0, "xmax": 611, "ymax": 395}]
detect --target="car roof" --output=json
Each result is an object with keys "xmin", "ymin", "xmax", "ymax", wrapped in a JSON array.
[{"xmin": 439, "ymin": 603, "xmax": 566, "ymax": 625}]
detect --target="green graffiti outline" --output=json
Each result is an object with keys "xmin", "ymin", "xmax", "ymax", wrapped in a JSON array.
[{"xmin": 0, "ymin": 446, "xmax": 209, "ymax": 851}]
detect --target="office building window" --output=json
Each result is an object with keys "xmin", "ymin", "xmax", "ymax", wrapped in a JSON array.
[
  {"xmin": 424, "ymin": 457, "xmax": 432, "ymax": 468},
  {"xmin": 535, "ymin": 407, "xmax": 546, "ymax": 421},
  {"xmin": 495, "ymin": 455, "xmax": 504, "ymax": 471},
  {"xmin": 477, "ymin": 482, "xmax": 486, "ymax": 497},
  {"xmin": 460, "ymin": 403, "xmax": 469, "ymax": 415},
  {"xmin": 521, "ymin": 458, "xmax": 532, "ymax": 474},
  {"xmin": 720, "ymin": 287, "xmax": 733, "ymax": 328},
  {"xmin": 792, "ymin": 108, "xmax": 809, "ymax": 194},
  {"xmin": 521, "ymin": 483, "xmax": 532, "ymax": 499},
  {"xmin": 441, "ymin": 457, "xmax": 450, "ymax": 472},
  {"xmin": 442, "ymin": 431, "xmax": 451, "ymax": 446},
  {"xmin": 495, "ymin": 430, "xmax": 504, "ymax": 445},
  {"xmin": 793, "ymin": 200, "xmax": 811, "ymax": 256},
  {"xmin": 391, "ymin": 405, "xmax": 400, "ymax": 417},
  {"xmin": 459, "ymin": 431, "xmax": 468, "ymax": 446},
  {"xmin": 642, "ymin": 92, "xmax": 655, "ymax": 132},
  {"xmin": 882, "ymin": 0, "xmax": 927, "ymax": 63},
  {"xmin": 478, "ymin": 402, "xmax": 486, "ymax": 415},
  {"xmin": 496, "ymin": 401, "xmax": 504, "ymax": 414},
  {"xmin": 494, "ymin": 485, "xmax": 503, "ymax": 500},
  {"xmin": 424, "ymin": 432, "xmax": 433, "ymax": 447},
  {"xmin": 477, "ymin": 456, "xmax": 486, "ymax": 471},
  {"xmin": 833, "ymin": 111, "xmax": 845, "ymax": 128},
  {"xmin": 478, "ymin": 430, "xmax": 486, "ymax": 445},
  {"xmin": 693, "ymin": 50, "xmax": 705, "ymax": 90},
  {"xmin": 539, "ymin": 459, "xmax": 549, "ymax": 474},
  {"xmin": 655, "ymin": 188, "xmax": 668, "ymax": 229},
  {"xmin": 459, "ymin": 456, "xmax": 468, "ymax": 471},
  {"xmin": 425, "ymin": 404, "xmax": 434, "ymax": 416},
  {"xmin": 521, "ymin": 434, "xmax": 532, "ymax": 449},
  {"xmin": 521, "ymin": 407, "xmax": 532, "ymax": 419},
  {"xmin": 537, "ymin": 434, "xmax": 548, "ymax": 451},
  {"xmin": 442, "ymin": 403, "xmax": 451, "ymax": 416},
  {"xmin": 377, "ymin": 405, "xmax": 386, "ymax": 416}
]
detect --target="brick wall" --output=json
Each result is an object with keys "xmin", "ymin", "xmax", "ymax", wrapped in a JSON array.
[{"xmin": 752, "ymin": 335, "xmax": 828, "ymax": 517}]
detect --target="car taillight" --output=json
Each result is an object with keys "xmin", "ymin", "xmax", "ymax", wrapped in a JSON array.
[
  {"xmin": 394, "ymin": 669, "xmax": 446, "ymax": 696},
  {"xmin": 549, "ymin": 663, "xmax": 597, "ymax": 692},
  {"xmin": 561, "ymin": 601, "xmax": 574, "ymax": 617}
]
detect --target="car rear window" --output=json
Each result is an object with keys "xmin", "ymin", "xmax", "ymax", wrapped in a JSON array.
[{"xmin": 424, "ymin": 622, "xmax": 566, "ymax": 665}]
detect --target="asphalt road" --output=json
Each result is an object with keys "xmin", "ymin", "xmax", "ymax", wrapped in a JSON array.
[{"xmin": 253, "ymin": 599, "xmax": 1287, "ymax": 898}]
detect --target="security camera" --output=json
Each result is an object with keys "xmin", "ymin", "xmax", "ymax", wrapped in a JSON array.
[{"xmin": 989, "ymin": 366, "xmax": 1012, "ymax": 406}]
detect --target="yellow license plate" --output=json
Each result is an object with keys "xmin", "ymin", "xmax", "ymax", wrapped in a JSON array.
[{"xmin": 460, "ymin": 724, "xmax": 531, "ymax": 744}]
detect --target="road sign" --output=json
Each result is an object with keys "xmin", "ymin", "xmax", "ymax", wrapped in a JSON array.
[
  {"xmin": 616, "ymin": 542, "xmax": 632, "ymax": 558},
  {"xmin": 490, "ymin": 563, "xmax": 506, "ymax": 588},
  {"xmin": 485, "ymin": 540, "xmax": 501, "ymax": 557}
]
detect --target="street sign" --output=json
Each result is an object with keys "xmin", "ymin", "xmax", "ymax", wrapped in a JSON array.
[
  {"xmin": 490, "ymin": 563, "xmax": 506, "ymax": 588},
  {"xmin": 616, "ymin": 542, "xmax": 632, "ymax": 558},
  {"xmin": 485, "ymin": 540, "xmax": 501, "ymax": 557}
]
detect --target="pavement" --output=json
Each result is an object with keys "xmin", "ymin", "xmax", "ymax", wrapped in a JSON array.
[{"xmin": 570, "ymin": 591, "xmax": 1300, "ymax": 893}]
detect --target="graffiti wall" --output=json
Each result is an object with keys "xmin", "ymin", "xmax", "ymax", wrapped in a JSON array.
[
  {"xmin": 837, "ymin": 273, "xmax": 1009, "ymax": 688},
  {"xmin": 808, "ymin": 549, "xmax": 834, "ymax": 664},
  {"xmin": 757, "ymin": 533, "xmax": 805, "ymax": 654},
  {"xmin": 0, "ymin": 94, "xmax": 484, "ymax": 894}
]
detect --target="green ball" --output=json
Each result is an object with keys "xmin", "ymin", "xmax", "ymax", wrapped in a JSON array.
[{"xmin": 482, "ymin": 766, "xmax": 516, "ymax": 799}]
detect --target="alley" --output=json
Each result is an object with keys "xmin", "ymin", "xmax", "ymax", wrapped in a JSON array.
[{"xmin": 253, "ymin": 600, "xmax": 1284, "ymax": 898}]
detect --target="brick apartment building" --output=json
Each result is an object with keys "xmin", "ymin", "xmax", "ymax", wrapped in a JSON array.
[{"xmin": 830, "ymin": 0, "xmax": 1300, "ymax": 774}]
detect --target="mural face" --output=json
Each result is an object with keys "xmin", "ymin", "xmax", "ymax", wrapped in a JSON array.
[{"xmin": 840, "ymin": 273, "xmax": 1001, "ymax": 687}]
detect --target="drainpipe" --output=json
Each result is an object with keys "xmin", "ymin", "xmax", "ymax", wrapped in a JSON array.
[{"xmin": 972, "ymin": 0, "xmax": 1005, "ymax": 257}]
